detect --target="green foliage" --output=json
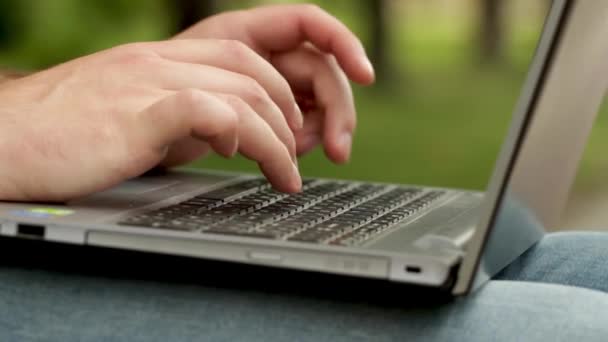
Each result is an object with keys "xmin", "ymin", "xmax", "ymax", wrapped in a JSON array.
[
  {"xmin": 0, "ymin": 0, "xmax": 25, "ymax": 48},
  {"xmin": 0, "ymin": 0, "xmax": 173, "ymax": 69}
]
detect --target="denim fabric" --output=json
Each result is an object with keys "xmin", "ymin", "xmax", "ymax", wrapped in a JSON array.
[
  {"xmin": 1, "ymin": 232, "xmax": 607, "ymax": 342},
  {"xmin": 496, "ymin": 231, "xmax": 608, "ymax": 292}
]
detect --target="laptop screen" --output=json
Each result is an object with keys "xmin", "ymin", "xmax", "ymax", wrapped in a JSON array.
[{"xmin": 454, "ymin": 0, "xmax": 608, "ymax": 294}]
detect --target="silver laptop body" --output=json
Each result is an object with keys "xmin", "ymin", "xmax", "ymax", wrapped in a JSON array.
[{"xmin": 0, "ymin": 0, "xmax": 606, "ymax": 296}]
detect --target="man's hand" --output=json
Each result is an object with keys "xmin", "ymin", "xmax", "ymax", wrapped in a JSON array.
[
  {"xmin": 176, "ymin": 4, "xmax": 375, "ymax": 163},
  {"xmin": 0, "ymin": 40, "xmax": 303, "ymax": 201},
  {"xmin": 0, "ymin": 4, "xmax": 373, "ymax": 202}
]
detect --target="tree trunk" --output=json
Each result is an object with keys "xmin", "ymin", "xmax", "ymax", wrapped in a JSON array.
[
  {"xmin": 173, "ymin": 0, "xmax": 218, "ymax": 32},
  {"xmin": 0, "ymin": 0, "xmax": 22, "ymax": 48},
  {"xmin": 479, "ymin": 0, "xmax": 504, "ymax": 64},
  {"xmin": 362, "ymin": 0, "xmax": 391, "ymax": 83}
]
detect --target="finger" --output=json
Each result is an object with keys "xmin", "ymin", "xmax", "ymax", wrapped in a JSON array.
[
  {"xmin": 236, "ymin": 4, "xmax": 375, "ymax": 85},
  {"xmin": 221, "ymin": 95, "xmax": 301, "ymax": 193},
  {"xmin": 147, "ymin": 39, "xmax": 303, "ymax": 130},
  {"xmin": 160, "ymin": 139, "xmax": 212, "ymax": 168},
  {"xmin": 137, "ymin": 89, "xmax": 239, "ymax": 158},
  {"xmin": 272, "ymin": 46, "xmax": 356, "ymax": 163},
  {"xmin": 147, "ymin": 59, "xmax": 297, "ymax": 162},
  {"xmin": 294, "ymin": 109, "xmax": 323, "ymax": 156}
]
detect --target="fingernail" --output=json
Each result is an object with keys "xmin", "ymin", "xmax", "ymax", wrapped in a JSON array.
[
  {"xmin": 362, "ymin": 58, "xmax": 375, "ymax": 79},
  {"xmin": 292, "ymin": 153, "xmax": 298, "ymax": 166},
  {"xmin": 341, "ymin": 132, "xmax": 352, "ymax": 161},
  {"xmin": 293, "ymin": 103, "xmax": 304, "ymax": 130},
  {"xmin": 229, "ymin": 137, "xmax": 239, "ymax": 157},
  {"xmin": 290, "ymin": 141, "xmax": 298, "ymax": 164},
  {"xmin": 358, "ymin": 44, "xmax": 375, "ymax": 80},
  {"xmin": 291, "ymin": 162, "xmax": 302, "ymax": 192}
]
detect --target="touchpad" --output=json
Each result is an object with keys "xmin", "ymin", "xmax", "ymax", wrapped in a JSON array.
[
  {"xmin": 69, "ymin": 171, "xmax": 236, "ymax": 210},
  {"xmin": 107, "ymin": 178, "xmax": 180, "ymax": 196}
]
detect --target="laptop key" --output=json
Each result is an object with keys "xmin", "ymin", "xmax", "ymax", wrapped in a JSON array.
[
  {"xmin": 287, "ymin": 187, "xmax": 422, "ymax": 243},
  {"xmin": 331, "ymin": 191, "xmax": 446, "ymax": 246},
  {"xmin": 118, "ymin": 179, "xmax": 444, "ymax": 246},
  {"xmin": 284, "ymin": 185, "xmax": 390, "ymax": 242}
]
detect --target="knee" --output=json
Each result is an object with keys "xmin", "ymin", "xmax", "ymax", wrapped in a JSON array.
[
  {"xmin": 534, "ymin": 231, "xmax": 608, "ymax": 256},
  {"xmin": 497, "ymin": 231, "xmax": 608, "ymax": 286},
  {"xmin": 461, "ymin": 281, "xmax": 608, "ymax": 341}
]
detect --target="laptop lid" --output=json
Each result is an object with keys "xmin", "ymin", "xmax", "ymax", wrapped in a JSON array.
[{"xmin": 453, "ymin": 0, "xmax": 608, "ymax": 295}]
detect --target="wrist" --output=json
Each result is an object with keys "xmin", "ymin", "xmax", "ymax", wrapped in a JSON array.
[
  {"xmin": 0, "ymin": 79, "xmax": 28, "ymax": 200},
  {"xmin": 0, "ymin": 159, "xmax": 24, "ymax": 201}
]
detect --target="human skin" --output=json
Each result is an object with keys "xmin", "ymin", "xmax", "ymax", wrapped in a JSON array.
[{"xmin": 0, "ymin": 4, "xmax": 374, "ymax": 202}]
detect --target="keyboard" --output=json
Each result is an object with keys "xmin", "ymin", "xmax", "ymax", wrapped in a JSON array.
[{"xmin": 118, "ymin": 178, "xmax": 446, "ymax": 246}]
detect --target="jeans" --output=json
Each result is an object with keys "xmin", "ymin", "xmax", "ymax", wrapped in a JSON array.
[{"xmin": 1, "ymin": 231, "xmax": 607, "ymax": 341}]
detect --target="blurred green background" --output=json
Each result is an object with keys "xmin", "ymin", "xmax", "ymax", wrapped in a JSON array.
[{"xmin": 1, "ymin": 0, "xmax": 607, "ymax": 226}]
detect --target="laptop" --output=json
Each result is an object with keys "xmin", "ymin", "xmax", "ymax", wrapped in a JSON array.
[{"xmin": 1, "ymin": 0, "xmax": 606, "ymax": 296}]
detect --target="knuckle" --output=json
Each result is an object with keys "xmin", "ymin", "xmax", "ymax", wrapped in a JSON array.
[
  {"xmin": 223, "ymin": 111, "xmax": 239, "ymax": 134},
  {"xmin": 276, "ymin": 143, "xmax": 293, "ymax": 162},
  {"xmin": 225, "ymin": 108, "xmax": 239, "ymax": 125},
  {"xmin": 203, "ymin": 94, "xmax": 239, "ymax": 135},
  {"xmin": 177, "ymin": 89, "xmax": 206, "ymax": 111},
  {"xmin": 110, "ymin": 43, "xmax": 159, "ymax": 67},
  {"xmin": 241, "ymin": 78, "xmax": 269, "ymax": 106},
  {"xmin": 219, "ymin": 98, "xmax": 240, "ymax": 122},
  {"xmin": 224, "ymin": 94, "xmax": 248, "ymax": 112},
  {"xmin": 173, "ymin": 89, "xmax": 208, "ymax": 127},
  {"xmin": 218, "ymin": 39, "xmax": 252, "ymax": 61},
  {"xmin": 273, "ymin": 127, "xmax": 295, "ymax": 149},
  {"xmin": 285, "ymin": 134, "xmax": 297, "ymax": 152}
]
